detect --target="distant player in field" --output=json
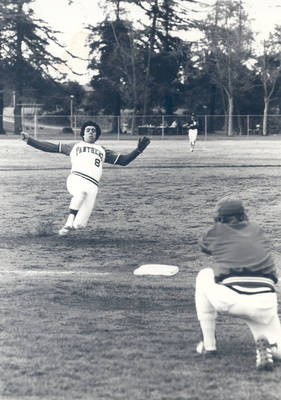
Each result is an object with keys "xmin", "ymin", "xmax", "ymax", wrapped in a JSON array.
[
  {"xmin": 183, "ymin": 113, "xmax": 199, "ymax": 152},
  {"xmin": 195, "ymin": 196, "xmax": 281, "ymax": 371},
  {"xmin": 21, "ymin": 121, "xmax": 150, "ymax": 236}
]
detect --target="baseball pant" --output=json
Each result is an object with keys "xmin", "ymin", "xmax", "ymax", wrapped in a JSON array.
[
  {"xmin": 195, "ymin": 268, "xmax": 281, "ymax": 352},
  {"xmin": 66, "ymin": 173, "xmax": 99, "ymax": 229},
  {"xmin": 188, "ymin": 129, "xmax": 198, "ymax": 146}
]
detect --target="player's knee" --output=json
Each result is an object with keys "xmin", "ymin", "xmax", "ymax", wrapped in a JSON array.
[
  {"xmin": 74, "ymin": 191, "xmax": 87, "ymax": 200},
  {"xmin": 80, "ymin": 191, "xmax": 87, "ymax": 200},
  {"xmin": 196, "ymin": 268, "xmax": 214, "ymax": 284},
  {"xmin": 197, "ymin": 310, "xmax": 217, "ymax": 321}
]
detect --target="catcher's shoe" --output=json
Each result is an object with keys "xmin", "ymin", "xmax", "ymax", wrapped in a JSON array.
[
  {"xmin": 58, "ymin": 225, "xmax": 73, "ymax": 236},
  {"xmin": 256, "ymin": 336, "xmax": 273, "ymax": 371},
  {"xmin": 196, "ymin": 341, "xmax": 217, "ymax": 356},
  {"xmin": 271, "ymin": 343, "xmax": 281, "ymax": 361}
]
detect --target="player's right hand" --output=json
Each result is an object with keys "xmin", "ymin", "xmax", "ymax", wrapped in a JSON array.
[{"xmin": 21, "ymin": 131, "xmax": 29, "ymax": 141}]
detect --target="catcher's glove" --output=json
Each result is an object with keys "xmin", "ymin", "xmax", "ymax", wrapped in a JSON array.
[{"xmin": 138, "ymin": 136, "xmax": 150, "ymax": 153}]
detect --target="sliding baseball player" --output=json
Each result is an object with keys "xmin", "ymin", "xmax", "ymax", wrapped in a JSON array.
[{"xmin": 22, "ymin": 121, "xmax": 150, "ymax": 236}]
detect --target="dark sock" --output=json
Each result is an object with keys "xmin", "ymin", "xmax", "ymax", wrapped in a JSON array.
[{"xmin": 69, "ymin": 209, "xmax": 78, "ymax": 216}]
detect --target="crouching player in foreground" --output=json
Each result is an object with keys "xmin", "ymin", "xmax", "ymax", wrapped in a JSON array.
[
  {"xmin": 195, "ymin": 196, "xmax": 281, "ymax": 371},
  {"xmin": 22, "ymin": 121, "xmax": 150, "ymax": 236}
]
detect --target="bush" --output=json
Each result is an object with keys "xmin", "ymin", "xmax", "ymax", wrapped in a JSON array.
[{"xmin": 62, "ymin": 127, "xmax": 74, "ymax": 134}]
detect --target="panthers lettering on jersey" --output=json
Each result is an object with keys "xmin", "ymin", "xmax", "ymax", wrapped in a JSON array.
[{"xmin": 59, "ymin": 141, "xmax": 120, "ymax": 186}]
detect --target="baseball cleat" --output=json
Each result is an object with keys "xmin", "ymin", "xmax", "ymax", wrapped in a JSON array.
[
  {"xmin": 196, "ymin": 341, "xmax": 217, "ymax": 356},
  {"xmin": 270, "ymin": 343, "xmax": 281, "ymax": 361},
  {"xmin": 256, "ymin": 336, "xmax": 273, "ymax": 371},
  {"xmin": 58, "ymin": 225, "xmax": 73, "ymax": 236}
]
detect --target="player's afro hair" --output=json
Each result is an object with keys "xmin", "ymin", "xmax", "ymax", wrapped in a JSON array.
[{"xmin": 80, "ymin": 121, "xmax": 101, "ymax": 140}]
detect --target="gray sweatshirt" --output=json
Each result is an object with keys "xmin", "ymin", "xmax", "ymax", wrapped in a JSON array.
[{"xmin": 199, "ymin": 220, "xmax": 277, "ymax": 283}]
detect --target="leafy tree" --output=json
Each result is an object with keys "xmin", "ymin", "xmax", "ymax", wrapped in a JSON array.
[
  {"xmin": 1, "ymin": 0, "xmax": 80, "ymax": 133},
  {"xmin": 86, "ymin": 0, "xmax": 201, "ymax": 124},
  {"xmin": 180, "ymin": 49, "xmax": 223, "ymax": 131},
  {"xmin": 201, "ymin": 0, "xmax": 254, "ymax": 135},
  {"xmin": 133, "ymin": 0, "xmax": 200, "ymax": 117},
  {"xmin": 0, "ymin": 0, "xmax": 17, "ymax": 133},
  {"xmin": 149, "ymin": 40, "xmax": 191, "ymax": 115},
  {"xmin": 255, "ymin": 28, "xmax": 281, "ymax": 135},
  {"xmin": 37, "ymin": 80, "xmax": 86, "ymax": 117},
  {"xmin": 87, "ymin": 13, "xmax": 138, "ymax": 131}
]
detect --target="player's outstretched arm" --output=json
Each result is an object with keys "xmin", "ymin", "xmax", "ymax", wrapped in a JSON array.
[
  {"xmin": 21, "ymin": 131, "xmax": 60, "ymax": 153},
  {"xmin": 115, "ymin": 137, "xmax": 150, "ymax": 166}
]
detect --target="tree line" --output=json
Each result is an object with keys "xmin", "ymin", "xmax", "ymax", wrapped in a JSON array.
[{"xmin": 1, "ymin": 0, "xmax": 281, "ymax": 135}]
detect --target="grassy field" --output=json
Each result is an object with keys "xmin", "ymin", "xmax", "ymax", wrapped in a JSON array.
[{"xmin": 1, "ymin": 136, "xmax": 281, "ymax": 400}]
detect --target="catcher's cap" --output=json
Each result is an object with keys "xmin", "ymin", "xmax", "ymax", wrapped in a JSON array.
[
  {"xmin": 80, "ymin": 121, "xmax": 101, "ymax": 140},
  {"xmin": 215, "ymin": 196, "xmax": 245, "ymax": 217}
]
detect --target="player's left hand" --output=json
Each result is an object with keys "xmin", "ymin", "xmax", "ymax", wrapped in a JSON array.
[{"xmin": 138, "ymin": 136, "xmax": 150, "ymax": 153}]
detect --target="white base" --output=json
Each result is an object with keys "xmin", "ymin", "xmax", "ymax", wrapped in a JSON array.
[{"xmin": 133, "ymin": 264, "xmax": 179, "ymax": 276}]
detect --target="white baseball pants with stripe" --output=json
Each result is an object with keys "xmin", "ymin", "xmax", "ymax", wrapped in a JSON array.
[
  {"xmin": 66, "ymin": 174, "xmax": 99, "ymax": 229},
  {"xmin": 188, "ymin": 129, "xmax": 198, "ymax": 145},
  {"xmin": 195, "ymin": 268, "xmax": 281, "ymax": 353}
]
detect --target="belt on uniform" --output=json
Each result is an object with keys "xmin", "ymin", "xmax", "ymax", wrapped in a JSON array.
[
  {"xmin": 220, "ymin": 276, "xmax": 275, "ymax": 295},
  {"xmin": 72, "ymin": 171, "xmax": 99, "ymax": 187}
]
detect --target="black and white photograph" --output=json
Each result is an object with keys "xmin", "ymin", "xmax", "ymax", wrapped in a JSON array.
[{"xmin": 1, "ymin": 0, "xmax": 281, "ymax": 399}]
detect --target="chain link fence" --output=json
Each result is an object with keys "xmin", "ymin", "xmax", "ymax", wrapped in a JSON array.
[{"xmin": 3, "ymin": 109, "xmax": 281, "ymax": 139}]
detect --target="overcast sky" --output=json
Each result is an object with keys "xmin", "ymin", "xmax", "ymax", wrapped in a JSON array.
[{"xmin": 30, "ymin": 0, "xmax": 281, "ymax": 84}]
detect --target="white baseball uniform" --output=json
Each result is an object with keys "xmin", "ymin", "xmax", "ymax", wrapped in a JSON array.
[
  {"xmin": 196, "ymin": 268, "xmax": 281, "ymax": 352},
  {"xmin": 24, "ymin": 135, "xmax": 149, "ymax": 232},
  {"xmin": 196, "ymin": 219, "xmax": 281, "ymax": 354},
  {"xmin": 59, "ymin": 141, "xmax": 119, "ymax": 228},
  {"xmin": 188, "ymin": 121, "xmax": 198, "ymax": 146}
]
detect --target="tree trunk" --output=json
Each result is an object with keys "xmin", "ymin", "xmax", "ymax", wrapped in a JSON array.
[
  {"xmin": 263, "ymin": 98, "xmax": 269, "ymax": 136},
  {"xmin": 14, "ymin": 1, "xmax": 24, "ymax": 134},
  {"xmin": 209, "ymin": 84, "xmax": 217, "ymax": 132},
  {"xmin": 142, "ymin": 0, "xmax": 158, "ymax": 123},
  {"xmin": 0, "ymin": 83, "xmax": 5, "ymax": 134},
  {"xmin": 111, "ymin": 92, "xmax": 121, "ymax": 133},
  {"xmin": 131, "ymin": 114, "xmax": 136, "ymax": 136},
  {"xmin": 164, "ymin": 89, "xmax": 173, "ymax": 116},
  {"xmin": 130, "ymin": 30, "xmax": 137, "ymax": 134},
  {"xmin": 13, "ymin": 90, "xmax": 22, "ymax": 134},
  {"xmin": 227, "ymin": 95, "xmax": 233, "ymax": 136}
]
